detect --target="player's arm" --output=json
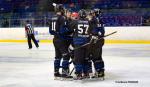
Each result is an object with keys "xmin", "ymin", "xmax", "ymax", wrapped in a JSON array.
[
  {"xmin": 92, "ymin": 18, "xmax": 105, "ymax": 37},
  {"xmin": 59, "ymin": 16, "xmax": 68, "ymax": 35},
  {"xmin": 25, "ymin": 26, "xmax": 28, "ymax": 38},
  {"xmin": 98, "ymin": 17, "xmax": 105, "ymax": 36}
]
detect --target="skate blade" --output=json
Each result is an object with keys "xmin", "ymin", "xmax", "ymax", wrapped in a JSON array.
[
  {"xmin": 61, "ymin": 78, "xmax": 73, "ymax": 81},
  {"xmin": 54, "ymin": 77, "xmax": 61, "ymax": 80},
  {"xmin": 54, "ymin": 77, "xmax": 74, "ymax": 81},
  {"xmin": 82, "ymin": 77, "xmax": 105, "ymax": 81},
  {"xmin": 91, "ymin": 77, "xmax": 105, "ymax": 81},
  {"xmin": 73, "ymin": 79, "xmax": 84, "ymax": 83}
]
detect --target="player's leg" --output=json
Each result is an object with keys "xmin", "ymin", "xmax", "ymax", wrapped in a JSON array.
[
  {"xmin": 27, "ymin": 35, "xmax": 32, "ymax": 49},
  {"xmin": 83, "ymin": 46, "xmax": 92, "ymax": 79},
  {"xmin": 31, "ymin": 34, "xmax": 39, "ymax": 48},
  {"xmin": 87, "ymin": 45, "xmax": 94, "ymax": 76},
  {"xmin": 74, "ymin": 47, "xmax": 85, "ymax": 80},
  {"xmin": 60, "ymin": 41, "xmax": 73, "ymax": 78},
  {"xmin": 53, "ymin": 39, "xmax": 62, "ymax": 78},
  {"xmin": 69, "ymin": 43, "xmax": 75, "ymax": 65},
  {"xmin": 92, "ymin": 39, "xmax": 105, "ymax": 78}
]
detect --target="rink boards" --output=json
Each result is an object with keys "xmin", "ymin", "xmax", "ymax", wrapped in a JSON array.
[{"xmin": 0, "ymin": 27, "xmax": 150, "ymax": 44}]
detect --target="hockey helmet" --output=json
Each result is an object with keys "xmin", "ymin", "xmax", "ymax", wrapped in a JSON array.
[
  {"xmin": 78, "ymin": 9, "xmax": 87, "ymax": 18},
  {"xmin": 55, "ymin": 4, "xmax": 65, "ymax": 15},
  {"xmin": 93, "ymin": 8, "xmax": 101, "ymax": 16}
]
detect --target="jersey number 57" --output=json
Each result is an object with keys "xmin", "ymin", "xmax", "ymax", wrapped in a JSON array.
[{"xmin": 78, "ymin": 24, "xmax": 89, "ymax": 34}]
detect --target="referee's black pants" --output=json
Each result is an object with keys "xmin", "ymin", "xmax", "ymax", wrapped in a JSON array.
[{"xmin": 27, "ymin": 34, "xmax": 39, "ymax": 49}]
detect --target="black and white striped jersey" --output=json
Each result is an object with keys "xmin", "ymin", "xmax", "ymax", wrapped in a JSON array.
[{"xmin": 25, "ymin": 24, "xmax": 34, "ymax": 35}]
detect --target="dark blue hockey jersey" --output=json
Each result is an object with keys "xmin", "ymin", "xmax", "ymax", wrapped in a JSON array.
[
  {"xmin": 49, "ymin": 14, "xmax": 72, "ymax": 40},
  {"xmin": 89, "ymin": 16, "xmax": 105, "ymax": 37},
  {"xmin": 73, "ymin": 18, "xmax": 91, "ymax": 45}
]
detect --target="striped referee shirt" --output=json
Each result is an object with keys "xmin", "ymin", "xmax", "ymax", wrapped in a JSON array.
[{"xmin": 25, "ymin": 24, "xmax": 34, "ymax": 35}]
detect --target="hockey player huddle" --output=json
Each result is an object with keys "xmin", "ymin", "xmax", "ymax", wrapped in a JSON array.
[{"xmin": 49, "ymin": 5, "xmax": 105, "ymax": 80}]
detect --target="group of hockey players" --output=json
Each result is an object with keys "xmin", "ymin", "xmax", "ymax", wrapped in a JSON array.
[{"xmin": 49, "ymin": 4, "xmax": 105, "ymax": 80}]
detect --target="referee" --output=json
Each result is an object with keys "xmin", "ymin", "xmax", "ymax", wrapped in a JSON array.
[{"xmin": 25, "ymin": 20, "xmax": 39, "ymax": 49}]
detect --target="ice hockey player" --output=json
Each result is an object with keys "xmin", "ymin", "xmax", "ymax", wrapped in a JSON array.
[
  {"xmin": 49, "ymin": 4, "xmax": 73, "ymax": 79},
  {"xmin": 64, "ymin": 11, "xmax": 77, "ymax": 57},
  {"xmin": 88, "ymin": 9, "xmax": 105, "ymax": 79},
  {"xmin": 25, "ymin": 20, "xmax": 39, "ymax": 49},
  {"xmin": 72, "ymin": 9, "xmax": 92, "ymax": 80}
]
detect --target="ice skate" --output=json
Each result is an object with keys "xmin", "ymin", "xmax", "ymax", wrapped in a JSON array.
[
  {"xmin": 61, "ymin": 69, "xmax": 73, "ymax": 81},
  {"xmin": 73, "ymin": 73, "xmax": 83, "ymax": 80},
  {"xmin": 91, "ymin": 71, "xmax": 105, "ymax": 80},
  {"xmin": 54, "ymin": 72, "xmax": 62, "ymax": 80}
]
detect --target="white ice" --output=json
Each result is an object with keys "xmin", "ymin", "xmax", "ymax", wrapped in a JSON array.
[{"xmin": 0, "ymin": 43, "xmax": 150, "ymax": 87}]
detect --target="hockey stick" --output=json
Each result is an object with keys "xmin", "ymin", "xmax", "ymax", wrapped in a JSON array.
[
  {"xmin": 74, "ymin": 31, "xmax": 117, "ymax": 50},
  {"xmin": 69, "ymin": 67, "xmax": 75, "ymax": 75}
]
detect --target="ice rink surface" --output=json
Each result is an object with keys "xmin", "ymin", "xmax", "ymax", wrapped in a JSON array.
[{"xmin": 0, "ymin": 43, "xmax": 150, "ymax": 87}]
